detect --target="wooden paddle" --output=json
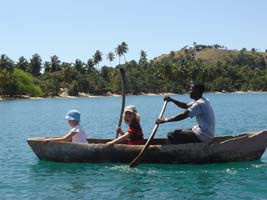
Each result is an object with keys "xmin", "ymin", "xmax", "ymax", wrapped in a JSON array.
[
  {"xmin": 116, "ymin": 68, "xmax": 126, "ymax": 138},
  {"xmin": 129, "ymin": 100, "xmax": 168, "ymax": 167}
]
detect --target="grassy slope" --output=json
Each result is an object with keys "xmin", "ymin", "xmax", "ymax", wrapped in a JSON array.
[{"xmin": 154, "ymin": 48, "xmax": 267, "ymax": 64}]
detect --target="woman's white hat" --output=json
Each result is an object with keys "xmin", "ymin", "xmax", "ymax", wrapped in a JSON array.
[{"xmin": 124, "ymin": 105, "xmax": 137, "ymax": 113}]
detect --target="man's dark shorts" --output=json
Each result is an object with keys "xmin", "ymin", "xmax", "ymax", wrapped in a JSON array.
[{"xmin": 167, "ymin": 129, "xmax": 202, "ymax": 144}]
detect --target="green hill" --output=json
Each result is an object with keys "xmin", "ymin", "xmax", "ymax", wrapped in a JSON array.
[
  {"xmin": 150, "ymin": 45, "xmax": 267, "ymax": 92},
  {"xmin": 154, "ymin": 46, "xmax": 267, "ymax": 68}
]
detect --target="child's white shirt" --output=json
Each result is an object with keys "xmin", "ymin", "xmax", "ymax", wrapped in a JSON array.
[{"xmin": 71, "ymin": 124, "xmax": 88, "ymax": 143}]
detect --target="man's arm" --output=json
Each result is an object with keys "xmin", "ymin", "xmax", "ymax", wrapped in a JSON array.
[
  {"xmin": 164, "ymin": 96, "xmax": 189, "ymax": 109},
  {"xmin": 156, "ymin": 110, "xmax": 189, "ymax": 124}
]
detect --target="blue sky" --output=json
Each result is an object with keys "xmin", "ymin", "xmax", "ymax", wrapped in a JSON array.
[{"xmin": 1, "ymin": 0, "xmax": 267, "ymax": 66}]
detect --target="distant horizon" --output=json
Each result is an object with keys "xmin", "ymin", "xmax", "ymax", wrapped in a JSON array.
[{"xmin": 1, "ymin": 0, "xmax": 267, "ymax": 66}]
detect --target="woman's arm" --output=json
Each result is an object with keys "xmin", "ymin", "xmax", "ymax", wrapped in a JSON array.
[{"xmin": 106, "ymin": 132, "xmax": 130, "ymax": 145}]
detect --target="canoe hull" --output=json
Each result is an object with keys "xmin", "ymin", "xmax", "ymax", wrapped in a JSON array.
[{"xmin": 27, "ymin": 130, "xmax": 267, "ymax": 164}]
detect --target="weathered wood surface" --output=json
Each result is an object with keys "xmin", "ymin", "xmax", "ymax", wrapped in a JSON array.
[{"xmin": 27, "ymin": 130, "xmax": 267, "ymax": 164}]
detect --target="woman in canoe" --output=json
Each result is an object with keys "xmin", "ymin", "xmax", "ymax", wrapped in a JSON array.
[
  {"xmin": 107, "ymin": 105, "xmax": 144, "ymax": 145},
  {"xmin": 43, "ymin": 110, "xmax": 88, "ymax": 144}
]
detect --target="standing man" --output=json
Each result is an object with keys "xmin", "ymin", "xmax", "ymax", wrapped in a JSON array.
[{"xmin": 156, "ymin": 84, "xmax": 215, "ymax": 144}]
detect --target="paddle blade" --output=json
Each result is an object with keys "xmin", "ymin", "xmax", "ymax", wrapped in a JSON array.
[
  {"xmin": 129, "ymin": 157, "xmax": 139, "ymax": 167},
  {"xmin": 129, "ymin": 100, "xmax": 168, "ymax": 167}
]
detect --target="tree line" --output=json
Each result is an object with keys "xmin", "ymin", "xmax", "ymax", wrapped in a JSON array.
[{"xmin": 1, "ymin": 42, "xmax": 267, "ymax": 98}]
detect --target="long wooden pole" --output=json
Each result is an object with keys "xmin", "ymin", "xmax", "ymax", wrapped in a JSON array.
[
  {"xmin": 129, "ymin": 100, "xmax": 168, "ymax": 167},
  {"xmin": 116, "ymin": 68, "xmax": 126, "ymax": 138}
]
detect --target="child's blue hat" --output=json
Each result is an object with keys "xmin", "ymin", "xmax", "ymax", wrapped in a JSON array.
[{"xmin": 65, "ymin": 110, "xmax": 80, "ymax": 122}]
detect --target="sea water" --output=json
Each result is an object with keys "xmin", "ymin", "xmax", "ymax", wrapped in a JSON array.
[{"xmin": 0, "ymin": 93, "xmax": 267, "ymax": 199}]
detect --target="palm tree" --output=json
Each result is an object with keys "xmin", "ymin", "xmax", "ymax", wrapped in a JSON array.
[
  {"xmin": 121, "ymin": 41, "xmax": 128, "ymax": 63},
  {"xmin": 30, "ymin": 54, "xmax": 42, "ymax": 76},
  {"xmin": 50, "ymin": 55, "xmax": 61, "ymax": 72},
  {"xmin": 93, "ymin": 50, "xmax": 103, "ymax": 69},
  {"xmin": 115, "ymin": 44, "xmax": 123, "ymax": 65},
  {"xmin": 139, "ymin": 50, "xmax": 147, "ymax": 64},
  {"xmin": 0, "ymin": 54, "xmax": 15, "ymax": 96},
  {"xmin": 86, "ymin": 58, "xmax": 96, "ymax": 73},
  {"xmin": 115, "ymin": 42, "xmax": 128, "ymax": 64},
  {"xmin": 16, "ymin": 56, "xmax": 29, "ymax": 72},
  {"xmin": 61, "ymin": 62, "xmax": 75, "ymax": 83},
  {"xmin": 74, "ymin": 59, "xmax": 85, "ymax": 74},
  {"xmin": 107, "ymin": 52, "xmax": 115, "ymax": 67},
  {"xmin": 0, "ymin": 54, "xmax": 14, "ymax": 72},
  {"xmin": 43, "ymin": 61, "xmax": 51, "ymax": 73}
]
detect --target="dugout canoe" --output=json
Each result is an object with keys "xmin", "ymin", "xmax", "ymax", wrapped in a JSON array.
[{"xmin": 27, "ymin": 130, "xmax": 267, "ymax": 164}]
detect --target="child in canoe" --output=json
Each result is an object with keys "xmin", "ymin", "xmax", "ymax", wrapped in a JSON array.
[
  {"xmin": 43, "ymin": 110, "xmax": 88, "ymax": 143},
  {"xmin": 107, "ymin": 105, "xmax": 144, "ymax": 145}
]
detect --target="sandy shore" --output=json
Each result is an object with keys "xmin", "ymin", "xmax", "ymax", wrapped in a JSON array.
[{"xmin": 1, "ymin": 91, "xmax": 266, "ymax": 101}]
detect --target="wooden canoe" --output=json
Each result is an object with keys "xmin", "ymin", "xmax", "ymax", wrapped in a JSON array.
[{"xmin": 27, "ymin": 130, "xmax": 267, "ymax": 164}]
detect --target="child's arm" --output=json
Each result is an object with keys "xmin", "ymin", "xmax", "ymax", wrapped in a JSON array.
[
  {"xmin": 44, "ymin": 131, "xmax": 77, "ymax": 142},
  {"xmin": 106, "ymin": 132, "xmax": 130, "ymax": 145}
]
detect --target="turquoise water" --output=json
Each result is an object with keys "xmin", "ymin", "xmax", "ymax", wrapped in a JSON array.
[{"xmin": 1, "ymin": 93, "xmax": 267, "ymax": 199}]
